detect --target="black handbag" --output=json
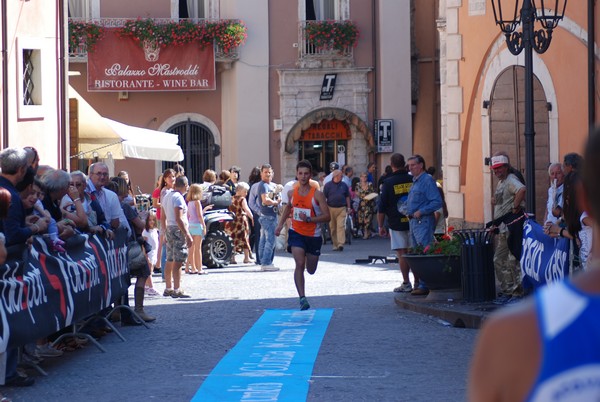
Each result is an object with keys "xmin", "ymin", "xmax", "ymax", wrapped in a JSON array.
[{"xmin": 127, "ymin": 238, "xmax": 148, "ymax": 271}]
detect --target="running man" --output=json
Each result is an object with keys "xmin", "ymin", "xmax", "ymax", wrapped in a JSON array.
[{"xmin": 276, "ymin": 160, "xmax": 330, "ymax": 310}]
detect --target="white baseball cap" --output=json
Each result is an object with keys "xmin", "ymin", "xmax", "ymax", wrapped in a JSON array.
[{"xmin": 491, "ymin": 155, "xmax": 509, "ymax": 169}]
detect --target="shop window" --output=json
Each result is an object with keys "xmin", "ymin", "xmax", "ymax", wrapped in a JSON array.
[
  {"xmin": 298, "ymin": 119, "xmax": 350, "ymax": 173},
  {"xmin": 299, "ymin": 141, "xmax": 347, "ymax": 175}
]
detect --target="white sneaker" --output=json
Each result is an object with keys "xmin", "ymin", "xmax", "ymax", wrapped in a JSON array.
[
  {"xmin": 261, "ymin": 264, "xmax": 280, "ymax": 272},
  {"xmin": 394, "ymin": 282, "xmax": 413, "ymax": 293}
]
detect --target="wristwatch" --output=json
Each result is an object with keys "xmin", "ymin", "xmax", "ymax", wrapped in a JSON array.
[
  {"xmin": 306, "ymin": 216, "xmax": 311, "ymax": 223},
  {"xmin": 559, "ymin": 228, "xmax": 565, "ymax": 238}
]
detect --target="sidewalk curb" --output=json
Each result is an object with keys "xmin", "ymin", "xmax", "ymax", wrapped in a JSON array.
[{"xmin": 394, "ymin": 294, "xmax": 498, "ymax": 329}]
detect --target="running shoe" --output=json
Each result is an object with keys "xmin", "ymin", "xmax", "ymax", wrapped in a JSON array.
[
  {"xmin": 299, "ymin": 297, "xmax": 310, "ymax": 311},
  {"xmin": 171, "ymin": 290, "xmax": 191, "ymax": 298},
  {"xmin": 393, "ymin": 282, "xmax": 413, "ymax": 293}
]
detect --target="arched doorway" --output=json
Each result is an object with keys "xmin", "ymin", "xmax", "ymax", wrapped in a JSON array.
[
  {"xmin": 163, "ymin": 119, "xmax": 217, "ymax": 184},
  {"xmin": 284, "ymin": 107, "xmax": 374, "ymax": 177},
  {"xmin": 489, "ymin": 66, "xmax": 550, "ymax": 221}
]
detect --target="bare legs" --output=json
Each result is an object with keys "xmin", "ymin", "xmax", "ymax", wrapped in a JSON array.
[
  {"xmin": 191, "ymin": 235, "xmax": 203, "ymax": 273},
  {"xmin": 144, "ymin": 251, "xmax": 155, "ymax": 289},
  {"xmin": 164, "ymin": 261, "xmax": 182, "ymax": 289},
  {"xmin": 164, "ymin": 261, "xmax": 174, "ymax": 290},
  {"xmin": 292, "ymin": 247, "xmax": 319, "ymax": 298},
  {"xmin": 172, "ymin": 262, "xmax": 183, "ymax": 290},
  {"xmin": 243, "ymin": 248, "xmax": 252, "ymax": 263},
  {"xmin": 156, "ymin": 231, "xmax": 164, "ymax": 270},
  {"xmin": 396, "ymin": 249, "xmax": 411, "ymax": 283}
]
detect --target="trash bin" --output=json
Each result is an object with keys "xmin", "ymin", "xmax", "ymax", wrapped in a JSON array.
[{"xmin": 455, "ymin": 229, "xmax": 496, "ymax": 302}]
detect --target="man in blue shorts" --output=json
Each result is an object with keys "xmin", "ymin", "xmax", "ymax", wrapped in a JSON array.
[{"xmin": 276, "ymin": 160, "xmax": 330, "ymax": 310}]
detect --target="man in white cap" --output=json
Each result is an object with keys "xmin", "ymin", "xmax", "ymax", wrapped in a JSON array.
[
  {"xmin": 490, "ymin": 152, "xmax": 526, "ymax": 305},
  {"xmin": 322, "ymin": 161, "xmax": 340, "ymax": 186},
  {"xmin": 469, "ymin": 128, "xmax": 600, "ymax": 402}
]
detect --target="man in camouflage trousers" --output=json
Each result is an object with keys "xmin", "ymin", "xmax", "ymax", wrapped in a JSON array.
[{"xmin": 490, "ymin": 153, "xmax": 526, "ymax": 305}]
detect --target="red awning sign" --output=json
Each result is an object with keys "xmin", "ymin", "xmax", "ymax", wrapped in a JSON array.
[
  {"xmin": 301, "ymin": 120, "xmax": 349, "ymax": 141},
  {"xmin": 87, "ymin": 29, "xmax": 216, "ymax": 92}
]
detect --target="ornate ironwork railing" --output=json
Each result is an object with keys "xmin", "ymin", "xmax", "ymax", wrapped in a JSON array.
[{"xmin": 298, "ymin": 20, "xmax": 355, "ymax": 60}]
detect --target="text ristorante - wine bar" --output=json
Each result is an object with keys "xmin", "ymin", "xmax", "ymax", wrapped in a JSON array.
[{"xmin": 87, "ymin": 30, "xmax": 216, "ymax": 92}]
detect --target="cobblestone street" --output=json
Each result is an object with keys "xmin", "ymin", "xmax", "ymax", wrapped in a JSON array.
[{"xmin": 8, "ymin": 236, "xmax": 478, "ymax": 402}]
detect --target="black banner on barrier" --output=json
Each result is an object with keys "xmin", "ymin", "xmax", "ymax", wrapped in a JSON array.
[{"xmin": 0, "ymin": 230, "xmax": 130, "ymax": 352}]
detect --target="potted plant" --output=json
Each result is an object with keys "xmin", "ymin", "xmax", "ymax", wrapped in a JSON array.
[
  {"xmin": 116, "ymin": 18, "xmax": 247, "ymax": 55},
  {"xmin": 304, "ymin": 20, "xmax": 359, "ymax": 51},
  {"xmin": 402, "ymin": 228, "xmax": 462, "ymax": 291},
  {"xmin": 68, "ymin": 18, "xmax": 247, "ymax": 56},
  {"xmin": 68, "ymin": 21, "xmax": 105, "ymax": 52}
]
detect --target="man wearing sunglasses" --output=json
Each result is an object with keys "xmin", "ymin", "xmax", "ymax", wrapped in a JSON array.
[{"xmin": 86, "ymin": 162, "xmax": 121, "ymax": 233}]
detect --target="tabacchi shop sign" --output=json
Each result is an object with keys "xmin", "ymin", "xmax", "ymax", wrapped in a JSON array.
[{"xmin": 87, "ymin": 30, "xmax": 215, "ymax": 92}]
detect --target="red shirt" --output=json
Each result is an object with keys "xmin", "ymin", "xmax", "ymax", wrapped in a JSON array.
[{"xmin": 152, "ymin": 187, "xmax": 161, "ymax": 219}]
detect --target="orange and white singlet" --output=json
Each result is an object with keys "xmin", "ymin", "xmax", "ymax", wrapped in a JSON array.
[{"xmin": 290, "ymin": 185, "xmax": 321, "ymax": 237}]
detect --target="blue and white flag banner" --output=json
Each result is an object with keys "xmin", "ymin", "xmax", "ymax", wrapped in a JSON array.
[{"xmin": 521, "ymin": 220, "xmax": 570, "ymax": 290}]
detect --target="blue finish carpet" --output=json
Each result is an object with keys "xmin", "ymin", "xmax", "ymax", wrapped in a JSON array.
[{"xmin": 192, "ymin": 309, "xmax": 334, "ymax": 401}]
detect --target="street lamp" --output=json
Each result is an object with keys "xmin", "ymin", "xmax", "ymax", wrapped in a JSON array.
[{"xmin": 491, "ymin": 0, "xmax": 567, "ymax": 217}]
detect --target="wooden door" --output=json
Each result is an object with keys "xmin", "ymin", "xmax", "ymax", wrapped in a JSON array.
[{"xmin": 489, "ymin": 66, "xmax": 550, "ymax": 221}]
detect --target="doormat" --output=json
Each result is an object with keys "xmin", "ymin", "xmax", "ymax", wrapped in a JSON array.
[{"xmin": 192, "ymin": 308, "xmax": 334, "ymax": 401}]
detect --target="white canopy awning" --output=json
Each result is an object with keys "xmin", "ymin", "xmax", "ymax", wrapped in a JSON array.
[
  {"xmin": 69, "ymin": 86, "xmax": 184, "ymax": 161},
  {"xmin": 104, "ymin": 118, "xmax": 184, "ymax": 162}
]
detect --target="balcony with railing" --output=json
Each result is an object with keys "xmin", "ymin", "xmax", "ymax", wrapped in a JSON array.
[
  {"xmin": 68, "ymin": 18, "xmax": 246, "ymax": 64},
  {"xmin": 298, "ymin": 20, "xmax": 358, "ymax": 68}
]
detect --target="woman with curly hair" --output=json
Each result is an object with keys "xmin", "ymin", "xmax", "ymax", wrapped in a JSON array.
[
  {"xmin": 151, "ymin": 169, "xmax": 176, "ymax": 273},
  {"xmin": 356, "ymin": 172, "xmax": 377, "ymax": 239},
  {"xmin": 225, "ymin": 182, "xmax": 254, "ymax": 264}
]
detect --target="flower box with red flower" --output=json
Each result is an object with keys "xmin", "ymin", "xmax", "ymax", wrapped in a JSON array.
[{"xmin": 402, "ymin": 227, "xmax": 462, "ymax": 291}]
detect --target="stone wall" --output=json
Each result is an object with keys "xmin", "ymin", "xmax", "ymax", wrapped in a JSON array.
[{"xmin": 277, "ymin": 67, "xmax": 372, "ymax": 184}]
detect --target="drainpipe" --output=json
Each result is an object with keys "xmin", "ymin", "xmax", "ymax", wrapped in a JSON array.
[
  {"xmin": 2, "ymin": 0, "xmax": 8, "ymax": 146},
  {"xmin": 57, "ymin": 0, "xmax": 67, "ymax": 169},
  {"xmin": 371, "ymin": 0, "xmax": 377, "ymax": 158},
  {"xmin": 589, "ymin": 0, "xmax": 596, "ymax": 132}
]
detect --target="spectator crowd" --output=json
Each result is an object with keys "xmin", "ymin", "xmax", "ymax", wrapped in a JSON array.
[{"xmin": 0, "ymin": 139, "xmax": 594, "ymax": 400}]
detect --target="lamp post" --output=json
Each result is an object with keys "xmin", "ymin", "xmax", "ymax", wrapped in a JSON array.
[{"xmin": 491, "ymin": 0, "xmax": 567, "ymax": 216}]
